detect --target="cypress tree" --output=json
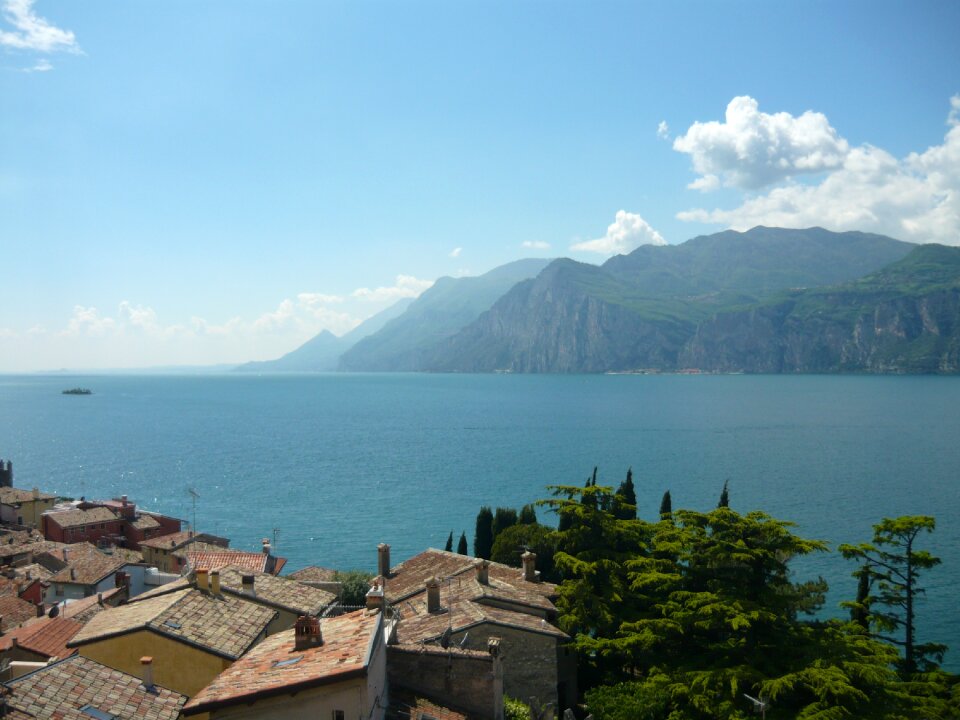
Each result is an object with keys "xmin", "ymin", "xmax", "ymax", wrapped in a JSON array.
[
  {"xmin": 718, "ymin": 479, "xmax": 730, "ymax": 508},
  {"xmin": 474, "ymin": 506, "xmax": 494, "ymax": 559},
  {"xmin": 615, "ymin": 467, "xmax": 637, "ymax": 520},
  {"xmin": 457, "ymin": 531, "xmax": 468, "ymax": 555},
  {"xmin": 492, "ymin": 507, "xmax": 518, "ymax": 539},
  {"xmin": 519, "ymin": 503, "xmax": 537, "ymax": 525},
  {"xmin": 444, "ymin": 531, "xmax": 453, "ymax": 552},
  {"xmin": 659, "ymin": 490, "xmax": 672, "ymax": 519}
]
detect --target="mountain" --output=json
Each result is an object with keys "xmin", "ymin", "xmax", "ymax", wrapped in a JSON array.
[
  {"xmin": 235, "ymin": 297, "xmax": 414, "ymax": 372},
  {"xmin": 338, "ymin": 258, "xmax": 553, "ymax": 371},
  {"xmin": 678, "ymin": 244, "xmax": 960, "ymax": 373},
  {"xmin": 425, "ymin": 227, "xmax": 923, "ymax": 373}
]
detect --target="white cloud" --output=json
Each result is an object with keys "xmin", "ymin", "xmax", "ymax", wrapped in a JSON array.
[
  {"xmin": 297, "ymin": 292, "xmax": 344, "ymax": 307},
  {"xmin": 657, "ymin": 121, "xmax": 670, "ymax": 140},
  {"xmin": 62, "ymin": 306, "xmax": 117, "ymax": 337},
  {"xmin": 351, "ymin": 274, "xmax": 434, "ymax": 302},
  {"xmin": 522, "ymin": 240, "xmax": 551, "ymax": 250},
  {"xmin": 449, "ymin": 247, "xmax": 462, "ymax": 258},
  {"xmin": 0, "ymin": 0, "xmax": 79, "ymax": 53},
  {"xmin": 949, "ymin": 95, "xmax": 960, "ymax": 128},
  {"xmin": 571, "ymin": 210, "xmax": 666, "ymax": 256},
  {"xmin": 673, "ymin": 96, "xmax": 849, "ymax": 191},
  {"xmin": 677, "ymin": 96, "xmax": 960, "ymax": 246},
  {"xmin": 20, "ymin": 57, "xmax": 52, "ymax": 71}
]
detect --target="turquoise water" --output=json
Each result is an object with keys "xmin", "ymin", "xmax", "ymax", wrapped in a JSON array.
[{"xmin": 1, "ymin": 373, "xmax": 958, "ymax": 667}]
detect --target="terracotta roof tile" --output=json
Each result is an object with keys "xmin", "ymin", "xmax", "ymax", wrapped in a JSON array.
[
  {"xmin": 183, "ymin": 609, "xmax": 381, "ymax": 715},
  {"xmin": 287, "ymin": 565, "xmax": 338, "ymax": 583},
  {"xmin": 55, "ymin": 587, "xmax": 121, "ymax": 624},
  {"xmin": 44, "ymin": 506, "xmax": 119, "ymax": 529},
  {"xmin": 187, "ymin": 550, "xmax": 267, "ymax": 573},
  {"xmin": 139, "ymin": 531, "xmax": 227, "ymax": 550},
  {"xmin": 3, "ymin": 655, "xmax": 186, "ymax": 720},
  {"xmin": 0, "ymin": 540, "xmax": 65, "ymax": 563},
  {"xmin": 130, "ymin": 514, "xmax": 160, "ymax": 530},
  {"xmin": 0, "ymin": 594, "xmax": 41, "ymax": 631},
  {"xmin": 215, "ymin": 566, "xmax": 336, "ymax": 616},
  {"xmin": 0, "ymin": 488, "xmax": 55, "ymax": 504},
  {"xmin": 388, "ymin": 688, "xmax": 471, "ymax": 720},
  {"xmin": 0, "ymin": 616, "xmax": 81, "ymax": 659},
  {"xmin": 47, "ymin": 543, "xmax": 125, "ymax": 586},
  {"xmin": 70, "ymin": 587, "xmax": 276, "ymax": 659}
]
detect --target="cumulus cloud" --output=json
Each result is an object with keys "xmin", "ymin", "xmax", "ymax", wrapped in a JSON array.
[
  {"xmin": 522, "ymin": 240, "xmax": 551, "ymax": 250},
  {"xmin": 677, "ymin": 96, "xmax": 960, "ymax": 245},
  {"xmin": 571, "ymin": 210, "xmax": 666, "ymax": 256},
  {"xmin": 673, "ymin": 96, "xmax": 849, "ymax": 191},
  {"xmin": 62, "ymin": 306, "xmax": 117, "ymax": 337},
  {"xmin": 449, "ymin": 247, "xmax": 462, "ymax": 258},
  {"xmin": 20, "ymin": 57, "xmax": 52, "ymax": 72},
  {"xmin": 657, "ymin": 121, "xmax": 670, "ymax": 140},
  {"xmin": 0, "ymin": 0, "xmax": 79, "ymax": 53},
  {"xmin": 351, "ymin": 274, "xmax": 433, "ymax": 302}
]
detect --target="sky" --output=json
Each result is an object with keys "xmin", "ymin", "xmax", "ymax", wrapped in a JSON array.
[{"xmin": 1, "ymin": 0, "xmax": 958, "ymax": 371}]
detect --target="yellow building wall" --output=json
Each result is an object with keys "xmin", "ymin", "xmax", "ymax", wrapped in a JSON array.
[
  {"xmin": 209, "ymin": 677, "xmax": 367, "ymax": 720},
  {"xmin": 78, "ymin": 629, "xmax": 233, "ymax": 697},
  {"xmin": 20, "ymin": 497, "xmax": 56, "ymax": 527}
]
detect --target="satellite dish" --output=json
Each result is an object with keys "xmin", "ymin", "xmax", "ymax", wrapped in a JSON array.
[{"xmin": 48, "ymin": 604, "xmax": 60, "ymax": 618}]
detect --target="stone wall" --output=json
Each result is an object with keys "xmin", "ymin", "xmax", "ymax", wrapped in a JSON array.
[{"xmin": 387, "ymin": 644, "xmax": 501, "ymax": 720}]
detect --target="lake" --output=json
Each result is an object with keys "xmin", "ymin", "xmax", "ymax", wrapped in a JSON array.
[{"xmin": 1, "ymin": 372, "xmax": 957, "ymax": 667}]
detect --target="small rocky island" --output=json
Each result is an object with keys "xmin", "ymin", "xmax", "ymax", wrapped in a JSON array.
[{"xmin": 61, "ymin": 388, "xmax": 92, "ymax": 395}]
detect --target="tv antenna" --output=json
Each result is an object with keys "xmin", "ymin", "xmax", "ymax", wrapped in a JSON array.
[
  {"xmin": 743, "ymin": 693, "xmax": 769, "ymax": 719},
  {"xmin": 272, "ymin": 527, "xmax": 280, "ymax": 550},
  {"xmin": 187, "ymin": 488, "xmax": 199, "ymax": 536}
]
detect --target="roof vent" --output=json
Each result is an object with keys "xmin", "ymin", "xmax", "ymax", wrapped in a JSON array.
[{"xmin": 294, "ymin": 615, "xmax": 323, "ymax": 650}]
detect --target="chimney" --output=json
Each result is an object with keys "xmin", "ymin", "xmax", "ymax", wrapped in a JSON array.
[
  {"xmin": 241, "ymin": 574, "xmax": 255, "ymax": 596},
  {"xmin": 521, "ymin": 551, "xmax": 538, "ymax": 582},
  {"xmin": 121, "ymin": 495, "xmax": 128, "ymax": 504},
  {"xmin": 140, "ymin": 656, "xmax": 154, "ymax": 691},
  {"xmin": 210, "ymin": 570, "xmax": 221, "ymax": 596},
  {"xmin": 70, "ymin": 568, "xmax": 76, "ymax": 581},
  {"xmin": 97, "ymin": 592, "xmax": 104, "ymax": 606},
  {"xmin": 365, "ymin": 577, "xmax": 384, "ymax": 611},
  {"xmin": 294, "ymin": 615, "xmax": 323, "ymax": 650},
  {"xmin": 426, "ymin": 576, "xmax": 441, "ymax": 613},
  {"xmin": 377, "ymin": 543, "xmax": 390, "ymax": 578},
  {"xmin": 35, "ymin": 603, "xmax": 44, "ymax": 618},
  {"xmin": 196, "ymin": 568, "xmax": 209, "ymax": 592},
  {"xmin": 475, "ymin": 560, "xmax": 490, "ymax": 585},
  {"xmin": 261, "ymin": 538, "xmax": 271, "ymax": 556},
  {"xmin": 61, "ymin": 548, "xmax": 68, "ymax": 562}
]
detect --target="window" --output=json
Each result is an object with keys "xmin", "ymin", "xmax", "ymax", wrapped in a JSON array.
[
  {"xmin": 55, "ymin": 584, "xmax": 64, "ymax": 596},
  {"xmin": 332, "ymin": 712, "xmax": 345, "ymax": 720}
]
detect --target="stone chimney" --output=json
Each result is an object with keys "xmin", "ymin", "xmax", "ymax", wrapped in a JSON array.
[
  {"xmin": 426, "ymin": 576, "xmax": 441, "ymax": 613},
  {"xmin": 377, "ymin": 543, "xmax": 390, "ymax": 578},
  {"xmin": 210, "ymin": 570, "xmax": 221, "ymax": 595},
  {"xmin": 61, "ymin": 548, "xmax": 68, "ymax": 562},
  {"xmin": 69, "ymin": 568, "xmax": 76, "ymax": 582},
  {"xmin": 140, "ymin": 656, "xmax": 154, "ymax": 691},
  {"xmin": 475, "ymin": 560, "xmax": 490, "ymax": 585},
  {"xmin": 196, "ymin": 568, "xmax": 209, "ymax": 592},
  {"xmin": 294, "ymin": 615, "xmax": 323, "ymax": 650},
  {"xmin": 521, "ymin": 551, "xmax": 538, "ymax": 582},
  {"xmin": 261, "ymin": 538, "xmax": 271, "ymax": 555},
  {"xmin": 35, "ymin": 603, "xmax": 44, "ymax": 618},
  {"xmin": 241, "ymin": 574, "xmax": 255, "ymax": 596},
  {"xmin": 366, "ymin": 577, "xmax": 384, "ymax": 611}
]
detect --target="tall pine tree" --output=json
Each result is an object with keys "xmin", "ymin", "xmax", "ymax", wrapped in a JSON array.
[
  {"xmin": 444, "ymin": 531, "xmax": 453, "ymax": 552},
  {"xmin": 659, "ymin": 490, "xmax": 672, "ymax": 519},
  {"xmin": 615, "ymin": 468, "xmax": 637, "ymax": 520},
  {"xmin": 718, "ymin": 479, "xmax": 730, "ymax": 508},
  {"xmin": 457, "ymin": 531, "xmax": 468, "ymax": 555}
]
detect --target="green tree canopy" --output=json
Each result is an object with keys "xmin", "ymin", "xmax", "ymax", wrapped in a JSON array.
[
  {"xmin": 492, "ymin": 506, "xmax": 519, "ymax": 539},
  {"xmin": 457, "ymin": 531, "xmax": 468, "ymax": 555},
  {"xmin": 490, "ymin": 523, "xmax": 559, "ymax": 581},
  {"xmin": 840, "ymin": 515, "xmax": 946, "ymax": 674},
  {"xmin": 519, "ymin": 503, "xmax": 537, "ymax": 525}
]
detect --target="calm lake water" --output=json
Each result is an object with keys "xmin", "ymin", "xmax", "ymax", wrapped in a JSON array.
[{"xmin": 1, "ymin": 373, "xmax": 958, "ymax": 667}]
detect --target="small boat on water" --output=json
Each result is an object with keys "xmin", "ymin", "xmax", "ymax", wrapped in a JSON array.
[{"xmin": 62, "ymin": 388, "xmax": 92, "ymax": 395}]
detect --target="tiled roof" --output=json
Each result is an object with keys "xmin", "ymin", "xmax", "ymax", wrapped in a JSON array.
[
  {"xmin": 3, "ymin": 655, "xmax": 186, "ymax": 720},
  {"xmin": 287, "ymin": 565, "xmax": 338, "ymax": 583},
  {"xmin": 385, "ymin": 548, "xmax": 557, "ymax": 605},
  {"xmin": 183, "ymin": 609, "xmax": 381, "ymax": 715},
  {"xmin": 388, "ymin": 688, "xmax": 471, "ymax": 720},
  {"xmin": 139, "ymin": 531, "xmax": 227, "ymax": 550},
  {"xmin": 101, "ymin": 546, "xmax": 144, "ymax": 564},
  {"xmin": 48, "ymin": 543, "xmax": 125, "ymax": 586},
  {"xmin": 130, "ymin": 514, "xmax": 160, "ymax": 530},
  {"xmin": 0, "ymin": 540, "xmax": 65, "ymax": 563},
  {"xmin": 188, "ymin": 550, "xmax": 267, "ymax": 573},
  {"xmin": 0, "ymin": 616, "xmax": 81, "ymax": 659},
  {"xmin": 0, "ymin": 594, "xmax": 41, "ymax": 631},
  {"xmin": 44, "ymin": 506, "xmax": 119, "ymax": 529},
  {"xmin": 129, "ymin": 577, "xmax": 191, "ymax": 602},
  {"xmin": 56, "ymin": 587, "xmax": 121, "ymax": 624},
  {"xmin": 0, "ymin": 487, "xmax": 55, "ymax": 504},
  {"xmin": 70, "ymin": 587, "xmax": 276, "ymax": 660},
  {"xmin": 216, "ymin": 566, "xmax": 336, "ymax": 616},
  {"xmin": 10, "ymin": 563, "xmax": 53, "ymax": 583}
]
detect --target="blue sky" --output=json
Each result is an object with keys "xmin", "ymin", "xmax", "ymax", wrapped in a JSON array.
[{"xmin": 1, "ymin": 0, "xmax": 958, "ymax": 370}]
